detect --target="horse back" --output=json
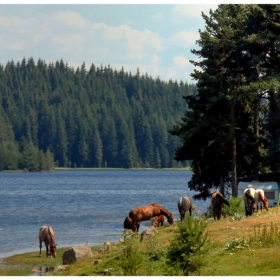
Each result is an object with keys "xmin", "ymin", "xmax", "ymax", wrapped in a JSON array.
[
  {"xmin": 178, "ymin": 196, "xmax": 191, "ymax": 212},
  {"xmin": 39, "ymin": 225, "xmax": 54, "ymax": 244}
]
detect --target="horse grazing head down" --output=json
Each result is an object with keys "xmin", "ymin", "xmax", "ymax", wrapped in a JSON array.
[
  {"xmin": 39, "ymin": 225, "xmax": 57, "ymax": 258},
  {"xmin": 178, "ymin": 196, "xmax": 192, "ymax": 221},
  {"xmin": 255, "ymin": 189, "xmax": 269, "ymax": 211},
  {"xmin": 167, "ymin": 213, "xmax": 174, "ymax": 225},
  {"xmin": 128, "ymin": 203, "xmax": 174, "ymax": 232},
  {"xmin": 243, "ymin": 188, "xmax": 256, "ymax": 216},
  {"xmin": 211, "ymin": 192, "xmax": 230, "ymax": 220},
  {"xmin": 50, "ymin": 243, "xmax": 57, "ymax": 257}
]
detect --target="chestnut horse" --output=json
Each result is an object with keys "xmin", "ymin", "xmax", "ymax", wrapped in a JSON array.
[
  {"xmin": 129, "ymin": 202, "xmax": 174, "ymax": 232},
  {"xmin": 123, "ymin": 216, "xmax": 140, "ymax": 232},
  {"xmin": 243, "ymin": 188, "xmax": 256, "ymax": 216},
  {"xmin": 154, "ymin": 215, "xmax": 165, "ymax": 227},
  {"xmin": 39, "ymin": 226, "xmax": 57, "ymax": 258},
  {"xmin": 211, "ymin": 192, "xmax": 230, "ymax": 220},
  {"xmin": 178, "ymin": 196, "xmax": 192, "ymax": 221},
  {"xmin": 254, "ymin": 189, "xmax": 269, "ymax": 211}
]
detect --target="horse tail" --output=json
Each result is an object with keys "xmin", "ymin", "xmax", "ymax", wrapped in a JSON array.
[
  {"xmin": 245, "ymin": 190, "xmax": 255, "ymax": 203},
  {"xmin": 129, "ymin": 209, "xmax": 133, "ymax": 219},
  {"xmin": 216, "ymin": 193, "xmax": 230, "ymax": 206}
]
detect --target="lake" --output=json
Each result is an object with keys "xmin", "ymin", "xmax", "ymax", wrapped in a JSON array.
[{"xmin": 0, "ymin": 170, "xmax": 211, "ymax": 259}]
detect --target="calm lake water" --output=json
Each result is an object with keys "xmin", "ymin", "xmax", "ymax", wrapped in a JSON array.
[{"xmin": 0, "ymin": 170, "xmax": 211, "ymax": 259}]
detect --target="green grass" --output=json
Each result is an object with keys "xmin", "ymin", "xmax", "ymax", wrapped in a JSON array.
[{"xmin": 2, "ymin": 207, "xmax": 280, "ymax": 276}]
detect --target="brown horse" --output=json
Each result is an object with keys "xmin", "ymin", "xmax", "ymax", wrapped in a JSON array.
[
  {"xmin": 154, "ymin": 214, "xmax": 165, "ymax": 227},
  {"xmin": 123, "ymin": 216, "xmax": 140, "ymax": 232},
  {"xmin": 39, "ymin": 226, "xmax": 57, "ymax": 258},
  {"xmin": 211, "ymin": 192, "xmax": 230, "ymax": 220},
  {"xmin": 129, "ymin": 202, "xmax": 174, "ymax": 232},
  {"xmin": 254, "ymin": 189, "xmax": 269, "ymax": 211}
]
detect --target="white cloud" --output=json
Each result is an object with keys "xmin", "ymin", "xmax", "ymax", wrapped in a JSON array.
[
  {"xmin": 171, "ymin": 30, "xmax": 200, "ymax": 46},
  {"xmin": 55, "ymin": 11, "xmax": 87, "ymax": 28},
  {"xmin": 90, "ymin": 23, "xmax": 163, "ymax": 58},
  {"xmin": 151, "ymin": 12, "xmax": 164, "ymax": 23},
  {"xmin": 171, "ymin": 4, "xmax": 218, "ymax": 19},
  {"xmin": 0, "ymin": 16, "xmax": 10, "ymax": 26},
  {"xmin": 173, "ymin": 56, "xmax": 189, "ymax": 68}
]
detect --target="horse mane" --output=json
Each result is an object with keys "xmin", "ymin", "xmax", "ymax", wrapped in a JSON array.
[
  {"xmin": 48, "ymin": 226, "xmax": 55, "ymax": 244},
  {"xmin": 152, "ymin": 202, "xmax": 173, "ymax": 217}
]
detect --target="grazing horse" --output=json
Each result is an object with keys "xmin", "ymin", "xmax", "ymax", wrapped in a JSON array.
[
  {"xmin": 211, "ymin": 192, "xmax": 230, "ymax": 220},
  {"xmin": 243, "ymin": 188, "xmax": 256, "ymax": 216},
  {"xmin": 123, "ymin": 216, "xmax": 140, "ymax": 232},
  {"xmin": 154, "ymin": 215, "xmax": 165, "ymax": 227},
  {"xmin": 254, "ymin": 189, "xmax": 269, "ymax": 211},
  {"xmin": 129, "ymin": 202, "xmax": 174, "ymax": 232},
  {"xmin": 39, "ymin": 226, "xmax": 57, "ymax": 258},
  {"xmin": 178, "ymin": 196, "xmax": 192, "ymax": 221}
]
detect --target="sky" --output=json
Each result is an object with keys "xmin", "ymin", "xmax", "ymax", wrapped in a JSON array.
[{"xmin": 0, "ymin": 2, "xmax": 221, "ymax": 84}]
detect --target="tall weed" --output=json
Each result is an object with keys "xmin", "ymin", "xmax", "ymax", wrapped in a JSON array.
[{"xmin": 248, "ymin": 222, "xmax": 280, "ymax": 247}]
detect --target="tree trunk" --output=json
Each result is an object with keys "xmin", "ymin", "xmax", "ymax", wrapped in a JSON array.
[
  {"xmin": 230, "ymin": 103, "xmax": 237, "ymax": 197},
  {"xmin": 252, "ymin": 95, "xmax": 260, "ymax": 181},
  {"xmin": 219, "ymin": 175, "xmax": 224, "ymax": 196}
]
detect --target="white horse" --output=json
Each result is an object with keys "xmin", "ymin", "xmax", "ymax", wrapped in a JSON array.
[
  {"xmin": 243, "ymin": 188, "xmax": 256, "ymax": 216},
  {"xmin": 178, "ymin": 196, "xmax": 192, "ymax": 221}
]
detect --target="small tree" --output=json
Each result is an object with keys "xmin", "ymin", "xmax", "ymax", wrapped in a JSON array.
[
  {"xmin": 116, "ymin": 230, "xmax": 143, "ymax": 276},
  {"xmin": 166, "ymin": 215, "xmax": 211, "ymax": 276}
]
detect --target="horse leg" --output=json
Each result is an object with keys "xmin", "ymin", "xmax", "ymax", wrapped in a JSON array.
[
  {"xmin": 45, "ymin": 244, "xmax": 49, "ymax": 257},
  {"xmin": 189, "ymin": 208, "xmax": 192, "ymax": 217},
  {"xmin": 39, "ymin": 239, "xmax": 42, "ymax": 256},
  {"xmin": 131, "ymin": 221, "xmax": 137, "ymax": 232}
]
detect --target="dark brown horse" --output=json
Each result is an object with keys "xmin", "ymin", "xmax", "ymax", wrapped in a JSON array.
[
  {"xmin": 129, "ymin": 202, "xmax": 174, "ymax": 232},
  {"xmin": 178, "ymin": 196, "xmax": 192, "ymax": 221},
  {"xmin": 211, "ymin": 192, "xmax": 230, "ymax": 220},
  {"xmin": 123, "ymin": 216, "xmax": 140, "ymax": 232},
  {"xmin": 39, "ymin": 226, "xmax": 57, "ymax": 257},
  {"xmin": 154, "ymin": 214, "xmax": 164, "ymax": 227}
]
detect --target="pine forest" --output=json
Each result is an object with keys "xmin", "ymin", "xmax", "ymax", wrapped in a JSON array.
[{"xmin": 0, "ymin": 58, "xmax": 197, "ymax": 171}]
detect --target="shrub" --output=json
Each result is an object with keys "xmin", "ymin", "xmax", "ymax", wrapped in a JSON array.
[
  {"xmin": 115, "ymin": 230, "xmax": 143, "ymax": 276},
  {"xmin": 222, "ymin": 196, "xmax": 244, "ymax": 217},
  {"xmin": 166, "ymin": 215, "xmax": 212, "ymax": 276}
]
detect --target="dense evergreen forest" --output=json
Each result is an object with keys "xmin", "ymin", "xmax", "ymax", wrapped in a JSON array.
[
  {"xmin": 170, "ymin": 4, "xmax": 280, "ymax": 199},
  {"xmin": 0, "ymin": 57, "xmax": 197, "ymax": 171}
]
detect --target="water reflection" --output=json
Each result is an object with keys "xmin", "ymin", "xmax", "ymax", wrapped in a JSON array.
[{"xmin": 31, "ymin": 266, "xmax": 54, "ymax": 276}]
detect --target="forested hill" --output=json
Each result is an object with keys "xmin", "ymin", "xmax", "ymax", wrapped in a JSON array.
[{"xmin": 0, "ymin": 58, "xmax": 197, "ymax": 170}]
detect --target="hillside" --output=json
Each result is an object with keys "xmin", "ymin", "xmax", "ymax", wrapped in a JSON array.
[
  {"xmin": 0, "ymin": 58, "xmax": 197, "ymax": 170},
  {"xmin": 2, "ymin": 206, "xmax": 280, "ymax": 276}
]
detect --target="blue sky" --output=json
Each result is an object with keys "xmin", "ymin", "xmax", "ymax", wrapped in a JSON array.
[{"xmin": 0, "ymin": 2, "xmax": 219, "ymax": 84}]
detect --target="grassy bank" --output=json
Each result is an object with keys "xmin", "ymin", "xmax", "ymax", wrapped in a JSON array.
[
  {"xmin": 54, "ymin": 167, "xmax": 192, "ymax": 171},
  {"xmin": 2, "ymin": 206, "xmax": 280, "ymax": 276}
]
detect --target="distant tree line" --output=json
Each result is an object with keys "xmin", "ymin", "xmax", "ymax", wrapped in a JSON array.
[
  {"xmin": 0, "ymin": 57, "xmax": 196, "ymax": 171},
  {"xmin": 170, "ymin": 4, "xmax": 280, "ymax": 199}
]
